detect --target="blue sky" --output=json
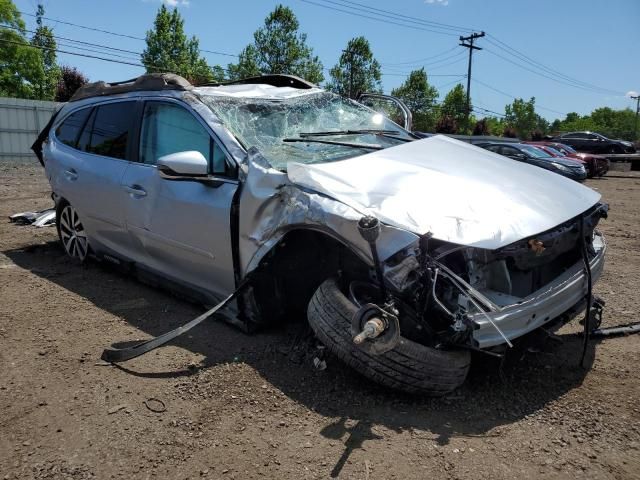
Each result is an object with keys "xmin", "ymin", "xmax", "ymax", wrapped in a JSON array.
[{"xmin": 13, "ymin": 0, "xmax": 640, "ymax": 120}]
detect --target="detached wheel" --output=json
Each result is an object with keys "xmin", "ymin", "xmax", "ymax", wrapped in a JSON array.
[
  {"xmin": 307, "ymin": 278, "xmax": 471, "ymax": 395},
  {"xmin": 56, "ymin": 202, "xmax": 89, "ymax": 262}
]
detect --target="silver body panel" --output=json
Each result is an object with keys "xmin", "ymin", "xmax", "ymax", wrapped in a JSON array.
[
  {"xmin": 45, "ymin": 92, "xmax": 239, "ymax": 302},
  {"xmin": 43, "ymin": 85, "xmax": 606, "ymax": 349},
  {"xmin": 237, "ymin": 149, "xmax": 419, "ymax": 277},
  {"xmin": 287, "ymin": 135, "xmax": 601, "ymax": 249},
  {"xmin": 472, "ymin": 233, "xmax": 606, "ymax": 348}
]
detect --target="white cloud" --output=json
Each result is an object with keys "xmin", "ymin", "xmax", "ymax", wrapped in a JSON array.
[
  {"xmin": 627, "ymin": 90, "xmax": 638, "ymax": 98},
  {"xmin": 425, "ymin": 0, "xmax": 449, "ymax": 5},
  {"xmin": 143, "ymin": 0, "xmax": 190, "ymax": 7}
]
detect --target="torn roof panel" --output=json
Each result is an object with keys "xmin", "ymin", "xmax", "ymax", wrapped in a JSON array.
[
  {"xmin": 194, "ymin": 84, "xmax": 324, "ymax": 100},
  {"xmin": 287, "ymin": 135, "xmax": 602, "ymax": 250}
]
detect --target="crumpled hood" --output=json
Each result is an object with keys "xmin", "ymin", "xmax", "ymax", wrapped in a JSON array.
[{"xmin": 287, "ymin": 135, "xmax": 601, "ymax": 249}]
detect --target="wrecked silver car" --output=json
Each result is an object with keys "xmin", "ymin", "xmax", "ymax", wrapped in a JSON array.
[{"xmin": 35, "ymin": 74, "xmax": 607, "ymax": 395}]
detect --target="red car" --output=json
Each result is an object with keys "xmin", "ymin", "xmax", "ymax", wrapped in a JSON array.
[{"xmin": 525, "ymin": 141, "xmax": 609, "ymax": 177}]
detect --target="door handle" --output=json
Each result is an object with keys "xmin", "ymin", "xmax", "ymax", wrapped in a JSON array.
[
  {"xmin": 124, "ymin": 185, "xmax": 147, "ymax": 197},
  {"xmin": 64, "ymin": 169, "xmax": 78, "ymax": 181}
]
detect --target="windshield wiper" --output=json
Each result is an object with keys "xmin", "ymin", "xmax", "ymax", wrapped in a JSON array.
[
  {"xmin": 282, "ymin": 137, "xmax": 383, "ymax": 150},
  {"xmin": 299, "ymin": 129, "xmax": 415, "ymax": 142}
]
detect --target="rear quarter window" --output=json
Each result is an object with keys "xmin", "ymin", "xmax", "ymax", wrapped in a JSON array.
[{"xmin": 55, "ymin": 108, "xmax": 92, "ymax": 148}]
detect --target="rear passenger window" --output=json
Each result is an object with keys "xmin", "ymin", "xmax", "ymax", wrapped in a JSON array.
[
  {"xmin": 86, "ymin": 102, "xmax": 135, "ymax": 160},
  {"xmin": 55, "ymin": 108, "xmax": 91, "ymax": 147}
]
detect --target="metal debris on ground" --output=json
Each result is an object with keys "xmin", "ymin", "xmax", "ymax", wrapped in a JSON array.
[
  {"xmin": 9, "ymin": 208, "xmax": 56, "ymax": 227},
  {"xmin": 591, "ymin": 322, "xmax": 640, "ymax": 338}
]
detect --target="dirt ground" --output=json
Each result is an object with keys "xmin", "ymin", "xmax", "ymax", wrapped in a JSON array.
[{"xmin": 1, "ymin": 162, "xmax": 639, "ymax": 480}]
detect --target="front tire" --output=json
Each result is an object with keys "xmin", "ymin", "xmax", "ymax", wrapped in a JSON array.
[
  {"xmin": 307, "ymin": 278, "xmax": 471, "ymax": 395},
  {"xmin": 56, "ymin": 201, "xmax": 89, "ymax": 262}
]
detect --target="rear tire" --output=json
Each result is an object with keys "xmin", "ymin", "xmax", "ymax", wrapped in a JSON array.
[
  {"xmin": 56, "ymin": 201, "xmax": 90, "ymax": 263},
  {"xmin": 307, "ymin": 278, "xmax": 471, "ymax": 395}
]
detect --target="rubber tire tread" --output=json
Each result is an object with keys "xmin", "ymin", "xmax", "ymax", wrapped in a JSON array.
[{"xmin": 307, "ymin": 278, "xmax": 471, "ymax": 395}]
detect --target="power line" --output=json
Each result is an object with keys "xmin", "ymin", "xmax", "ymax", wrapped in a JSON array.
[
  {"xmin": 318, "ymin": 0, "xmax": 474, "ymax": 33},
  {"xmin": 7, "ymin": 29, "xmax": 462, "ymax": 85},
  {"xmin": 381, "ymin": 72, "xmax": 465, "ymax": 77},
  {"xmin": 0, "ymin": 37, "xmax": 150, "ymax": 68},
  {"xmin": 17, "ymin": 10, "xmax": 463, "ymax": 83},
  {"xmin": 13, "ymin": 24, "xmax": 469, "ymax": 81},
  {"xmin": 381, "ymin": 54, "xmax": 467, "ymax": 76},
  {"xmin": 299, "ymin": 0, "xmax": 462, "ymax": 37},
  {"xmin": 296, "ymin": 0, "xmax": 626, "ymax": 99},
  {"xmin": 472, "ymin": 77, "xmax": 567, "ymax": 116},
  {"xmin": 484, "ymin": 45, "xmax": 624, "ymax": 97},
  {"xmin": 472, "ymin": 104, "xmax": 505, "ymax": 118},
  {"xmin": 18, "ymin": 11, "xmax": 239, "ymax": 59},
  {"xmin": 485, "ymin": 35, "xmax": 624, "ymax": 96},
  {"xmin": 434, "ymin": 76, "xmax": 466, "ymax": 91},
  {"xmin": 382, "ymin": 49, "xmax": 466, "ymax": 69},
  {"xmin": 4, "ymin": 24, "xmax": 142, "ymax": 59},
  {"xmin": 381, "ymin": 45, "xmax": 459, "ymax": 67}
]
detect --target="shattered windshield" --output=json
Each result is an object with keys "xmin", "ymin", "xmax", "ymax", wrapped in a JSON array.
[{"xmin": 201, "ymin": 91, "xmax": 413, "ymax": 169}]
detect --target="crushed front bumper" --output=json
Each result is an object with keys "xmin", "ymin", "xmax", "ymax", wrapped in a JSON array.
[{"xmin": 471, "ymin": 232, "xmax": 606, "ymax": 348}]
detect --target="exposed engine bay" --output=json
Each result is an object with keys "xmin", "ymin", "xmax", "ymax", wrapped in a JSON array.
[{"xmin": 353, "ymin": 202, "xmax": 610, "ymax": 352}]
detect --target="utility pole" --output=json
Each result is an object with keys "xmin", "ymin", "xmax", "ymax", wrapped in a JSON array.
[
  {"xmin": 631, "ymin": 94, "xmax": 640, "ymax": 141},
  {"xmin": 459, "ymin": 31, "xmax": 485, "ymax": 129}
]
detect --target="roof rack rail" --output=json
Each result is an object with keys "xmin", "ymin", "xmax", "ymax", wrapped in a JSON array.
[
  {"xmin": 69, "ymin": 73, "xmax": 192, "ymax": 102},
  {"xmin": 200, "ymin": 74, "xmax": 317, "ymax": 90}
]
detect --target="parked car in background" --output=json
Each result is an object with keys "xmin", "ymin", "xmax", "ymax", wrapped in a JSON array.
[
  {"xmin": 525, "ymin": 141, "xmax": 609, "ymax": 177},
  {"xmin": 552, "ymin": 132, "xmax": 636, "ymax": 154},
  {"xmin": 528, "ymin": 144, "xmax": 590, "ymax": 172},
  {"xmin": 34, "ymin": 74, "xmax": 607, "ymax": 395},
  {"xmin": 476, "ymin": 142, "xmax": 587, "ymax": 181}
]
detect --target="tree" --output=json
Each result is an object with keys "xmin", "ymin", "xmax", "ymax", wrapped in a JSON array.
[
  {"xmin": 504, "ymin": 97, "xmax": 537, "ymax": 139},
  {"xmin": 327, "ymin": 36, "xmax": 381, "ymax": 99},
  {"xmin": 484, "ymin": 116, "xmax": 505, "ymax": 136},
  {"xmin": 534, "ymin": 114, "xmax": 550, "ymax": 136},
  {"xmin": 30, "ymin": 4, "xmax": 59, "ymax": 100},
  {"xmin": 531, "ymin": 129, "xmax": 544, "ymax": 141},
  {"xmin": 472, "ymin": 118, "xmax": 489, "ymax": 135},
  {"xmin": 227, "ymin": 44, "xmax": 260, "ymax": 80},
  {"xmin": 55, "ymin": 65, "xmax": 88, "ymax": 101},
  {"xmin": 141, "ymin": 5, "xmax": 222, "ymax": 84},
  {"xmin": 391, "ymin": 68, "xmax": 438, "ymax": 132},
  {"xmin": 439, "ymin": 84, "xmax": 468, "ymax": 133},
  {"xmin": 0, "ymin": 0, "xmax": 46, "ymax": 98},
  {"xmin": 227, "ymin": 5, "xmax": 323, "ymax": 83},
  {"xmin": 503, "ymin": 126, "xmax": 518, "ymax": 138},
  {"xmin": 435, "ymin": 115, "xmax": 457, "ymax": 134},
  {"xmin": 589, "ymin": 107, "xmax": 636, "ymax": 140}
]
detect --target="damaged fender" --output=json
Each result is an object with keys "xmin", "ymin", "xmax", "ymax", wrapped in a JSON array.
[{"xmin": 237, "ymin": 148, "xmax": 419, "ymax": 277}]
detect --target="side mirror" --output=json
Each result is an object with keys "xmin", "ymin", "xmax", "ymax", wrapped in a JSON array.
[{"xmin": 157, "ymin": 151, "xmax": 208, "ymax": 179}]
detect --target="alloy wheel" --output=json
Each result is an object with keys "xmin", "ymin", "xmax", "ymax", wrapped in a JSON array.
[{"xmin": 59, "ymin": 204, "xmax": 89, "ymax": 261}]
